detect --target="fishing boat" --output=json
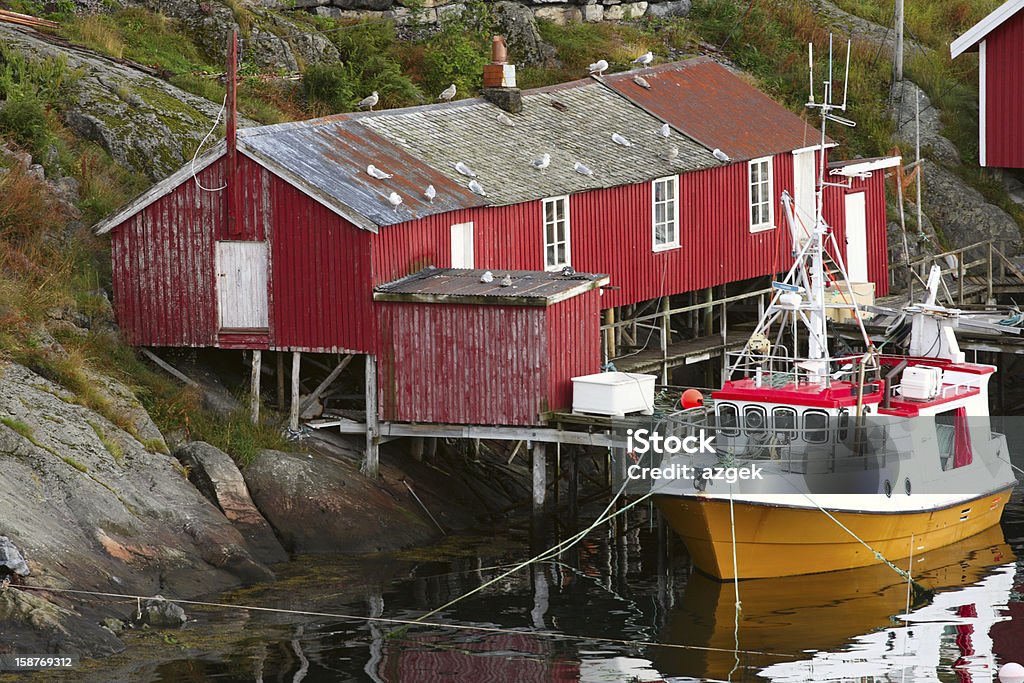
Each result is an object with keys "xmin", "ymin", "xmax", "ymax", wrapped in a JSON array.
[{"xmin": 646, "ymin": 41, "xmax": 1017, "ymax": 580}]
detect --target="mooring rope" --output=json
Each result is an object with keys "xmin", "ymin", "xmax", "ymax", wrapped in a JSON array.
[
  {"xmin": 728, "ymin": 484, "xmax": 742, "ymax": 682},
  {"xmin": 6, "ymin": 583, "xmax": 797, "ymax": 659}
]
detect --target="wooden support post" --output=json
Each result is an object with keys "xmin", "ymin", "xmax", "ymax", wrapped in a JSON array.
[
  {"xmin": 249, "ymin": 350, "xmax": 262, "ymax": 425},
  {"xmin": 411, "ymin": 437, "xmax": 425, "ymax": 462},
  {"xmin": 289, "ymin": 351, "xmax": 301, "ymax": 432},
  {"xmin": 703, "ymin": 287, "xmax": 714, "ymax": 336},
  {"xmin": 604, "ymin": 308, "xmax": 616, "ymax": 360},
  {"xmin": 364, "ymin": 355, "xmax": 379, "ymax": 478},
  {"xmin": 569, "ymin": 445, "xmax": 579, "ymax": 523},
  {"xmin": 958, "ymin": 255, "xmax": 964, "ymax": 305},
  {"xmin": 276, "ymin": 352, "xmax": 285, "ymax": 411},
  {"xmin": 532, "ymin": 442, "xmax": 547, "ymax": 517},
  {"xmin": 987, "ymin": 242, "xmax": 994, "ymax": 304},
  {"xmin": 660, "ymin": 297, "xmax": 670, "ymax": 384}
]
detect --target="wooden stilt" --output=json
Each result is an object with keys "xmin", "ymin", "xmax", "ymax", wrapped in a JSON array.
[
  {"xmin": 569, "ymin": 446, "xmax": 579, "ymax": 523},
  {"xmin": 364, "ymin": 355, "xmax": 379, "ymax": 478},
  {"xmin": 249, "ymin": 350, "xmax": 262, "ymax": 425},
  {"xmin": 532, "ymin": 441, "xmax": 547, "ymax": 517},
  {"xmin": 411, "ymin": 436, "xmax": 424, "ymax": 462},
  {"xmin": 289, "ymin": 351, "xmax": 301, "ymax": 432},
  {"xmin": 604, "ymin": 308, "xmax": 616, "ymax": 360},
  {"xmin": 276, "ymin": 352, "xmax": 285, "ymax": 411}
]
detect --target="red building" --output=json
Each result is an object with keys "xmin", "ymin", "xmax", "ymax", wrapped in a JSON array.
[
  {"xmin": 952, "ymin": 0, "xmax": 1024, "ymax": 168},
  {"xmin": 93, "ymin": 57, "xmax": 894, "ymax": 433}
]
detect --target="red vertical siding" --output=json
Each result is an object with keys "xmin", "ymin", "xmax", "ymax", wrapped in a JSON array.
[
  {"xmin": 546, "ymin": 292, "xmax": 602, "ymax": 411},
  {"xmin": 268, "ymin": 175, "xmax": 375, "ymax": 353},
  {"xmin": 985, "ymin": 15, "xmax": 1024, "ymax": 168},
  {"xmin": 822, "ymin": 172, "xmax": 890, "ymax": 297}
]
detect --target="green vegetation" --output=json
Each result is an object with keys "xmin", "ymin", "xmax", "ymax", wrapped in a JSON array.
[
  {"xmin": 0, "ymin": 417, "xmax": 34, "ymax": 440},
  {"xmin": 89, "ymin": 420, "xmax": 124, "ymax": 463}
]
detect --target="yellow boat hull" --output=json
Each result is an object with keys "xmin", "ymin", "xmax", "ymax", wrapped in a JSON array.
[{"xmin": 655, "ymin": 488, "xmax": 1013, "ymax": 579}]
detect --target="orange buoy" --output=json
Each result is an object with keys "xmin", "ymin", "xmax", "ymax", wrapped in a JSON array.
[{"xmin": 681, "ymin": 389, "xmax": 704, "ymax": 409}]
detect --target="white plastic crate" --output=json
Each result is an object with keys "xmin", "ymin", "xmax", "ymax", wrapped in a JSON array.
[{"xmin": 571, "ymin": 372, "xmax": 656, "ymax": 416}]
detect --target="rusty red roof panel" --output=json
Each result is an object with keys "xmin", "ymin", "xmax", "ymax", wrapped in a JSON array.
[
  {"xmin": 374, "ymin": 267, "xmax": 608, "ymax": 305},
  {"xmin": 604, "ymin": 57, "xmax": 820, "ymax": 161}
]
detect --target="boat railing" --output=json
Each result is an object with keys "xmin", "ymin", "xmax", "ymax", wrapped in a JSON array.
[{"xmin": 725, "ymin": 350, "xmax": 873, "ymax": 386}]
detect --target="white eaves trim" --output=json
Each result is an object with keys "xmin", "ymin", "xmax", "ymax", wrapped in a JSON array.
[
  {"xmin": 951, "ymin": 0, "xmax": 1024, "ymax": 58},
  {"xmin": 830, "ymin": 156, "xmax": 902, "ymax": 178},
  {"xmin": 790, "ymin": 142, "xmax": 838, "ymax": 155}
]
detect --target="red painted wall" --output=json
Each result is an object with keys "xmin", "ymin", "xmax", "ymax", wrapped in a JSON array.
[
  {"xmin": 377, "ymin": 291, "xmax": 601, "ymax": 425},
  {"xmin": 984, "ymin": 15, "xmax": 1024, "ymax": 168},
  {"xmin": 822, "ymin": 172, "xmax": 891, "ymax": 297}
]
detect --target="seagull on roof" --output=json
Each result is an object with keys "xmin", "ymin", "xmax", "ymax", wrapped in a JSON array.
[
  {"xmin": 574, "ymin": 161, "xmax": 594, "ymax": 176},
  {"xmin": 500, "ymin": 274, "xmax": 513, "ymax": 287},
  {"xmin": 658, "ymin": 123, "xmax": 671, "ymax": 139},
  {"xmin": 712, "ymin": 148, "xmax": 731, "ymax": 162},
  {"xmin": 611, "ymin": 132, "xmax": 632, "ymax": 147},
  {"xmin": 438, "ymin": 83, "xmax": 457, "ymax": 102},
  {"xmin": 480, "ymin": 270, "xmax": 494, "ymax": 283},
  {"xmin": 589, "ymin": 59, "xmax": 609, "ymax": 76},
  {"xmin": 531, "ymin": 153, "xmax": 551, "ymax": 170},
  {"xmin": 660, "ymin": 144, "xmax": 679, "ymax": 162},
  {"xmin": 496, "ymin": 112, "xmax": 515, "ymax": 127},
  {"xmin": 367, "ymin": 164, "xmax": 392, "ymax": 179},
  {"xmin": 357, "ymin": 91, "xmax": 379, "ymax": 111},
  {"xmin": 455, "ymin": 161, "xmax": 477, "ymax": 177},
  {"xmin": 633, "ymin": 75, "xmax": 651, "ymax": 89},
  {"xmin": 468, "ymin": 179, "xmax": 487, "ymax": 196},
  {"xmin": 633, "ymin": 51, "xmax": 654, "ymax": 66},
  {"xmin": 386, "ymin": 191, "xmax": 402, "ymax": 212},
  {"xmin": 424, "ymin": 184, "xmax": 436, "ymax": 203}
]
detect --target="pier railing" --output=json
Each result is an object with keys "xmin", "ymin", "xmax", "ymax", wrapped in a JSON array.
[{"xmin": 905, "ymin": 239, "xmax": 1024, "ymax": 305}]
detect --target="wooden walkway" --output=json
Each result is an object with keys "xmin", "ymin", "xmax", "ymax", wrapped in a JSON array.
[{"xmin": 613, "ymin": 332, "xmax": 748, "ymax": 374}]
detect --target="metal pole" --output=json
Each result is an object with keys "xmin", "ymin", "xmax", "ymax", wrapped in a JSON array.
[
  {"xmin": 249, "ymin": 350, "xmax": 261, "ymax": 425},
  {"xmin": 894, "ymin": 0, "xmax": 904, "ymax": 82}
]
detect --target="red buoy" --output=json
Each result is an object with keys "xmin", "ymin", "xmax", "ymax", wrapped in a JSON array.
[{"xmin": 681, "ymin": 389, "xmax": 704, "ymax": 409}]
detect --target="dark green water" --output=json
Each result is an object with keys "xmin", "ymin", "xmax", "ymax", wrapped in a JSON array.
[{"xmin": 59, "ymin": 489, "xmax": 1024, "ymax": 683}]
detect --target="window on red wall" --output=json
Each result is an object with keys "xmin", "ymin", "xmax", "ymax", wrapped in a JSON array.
[
  {"xmin": 749, "ymin": 156, "xmax": 775, "ymax": 232},
  {"xmin": 543, "ymin": 195, "xmax": 571, "ymax": 270},
  {"xmin": 652, "ymin": 175, "xmax": 680, "ymax": 251}
]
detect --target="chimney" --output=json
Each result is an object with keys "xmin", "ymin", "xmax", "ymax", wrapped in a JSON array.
[{"xmin": 481, "ymin": 36, "xmax": 522, "ymax": 114}]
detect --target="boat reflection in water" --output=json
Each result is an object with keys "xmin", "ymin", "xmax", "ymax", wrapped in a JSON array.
[{"xmin": 655, "ymin": 525, "xmax": 1016, "ymax": 681}]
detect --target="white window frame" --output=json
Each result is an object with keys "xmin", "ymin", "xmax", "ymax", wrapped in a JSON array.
[
  {"xmin": 748, "ymin": 156, "xmax": 775, "ymax": 233},
  {"xmin": 542, "ymin": 195, "xmax": 571, "ymax": 270},
  {"xmin": 651, "ymin": 175, "xmax": 680, "ymax": 251}
]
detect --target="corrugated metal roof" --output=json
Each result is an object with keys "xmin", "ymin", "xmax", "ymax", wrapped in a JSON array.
[
  {"xmin": 238, "ymin": 117, "xmax": 485, "ymax": 230},
  {"xmin": 374, "ymin": 267, "xmax": 609, "ymax": 306},
  {"xmin": 359, "ymin": 81, "xmax": 715, "ymax": 207},
  {"xmin": 603, "ymin": 57, "xmax": 820, "ymax": 162}
]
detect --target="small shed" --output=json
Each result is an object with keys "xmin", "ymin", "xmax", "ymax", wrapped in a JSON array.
[
  {"xmin": 952, "ymin": 0, "xmax": 1024, "ymax": 168},
  {"xmin": 374, "ymin": 268, "xmax": 608, "ymax": 426}
]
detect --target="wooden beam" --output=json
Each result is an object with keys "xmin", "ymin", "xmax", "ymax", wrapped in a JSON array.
[
  {"xmin": 532, "ymin": 442, "xmax": 547, "ymax": 517},
  {"xmin": 299, "ymin": 354, "xmax": 354, "ymax": 416},
  {"xmin": 368, "ymin": 422, "xmax": 624, "ymax": 447},
  {"xmin": 276, "ymin": 352, "xmax": 285, "ymax": 411},
  {"xmin": 363, "ymin": 355, "xmax": 379, "ymax": 478},
  {"xmin": 289, "ymin": 351, "xmax": 301, "ymax": 432},
  {"xmin": 140, "ymin": 348, "xmax": 198, "ymax": 387},
  {"xmin": 249, "ymin": 350, "xmax": 262, "ymax": 425}
]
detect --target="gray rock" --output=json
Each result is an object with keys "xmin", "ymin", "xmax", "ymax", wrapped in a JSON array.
[
  {"xmin": 646, "ymin": 0, "xmax": 690, "ymax": 17},
  {"xmin": 581, "ymin": 3, "xmax": 603, "ymax": 21},
  {"xmin": 174, "ymin": 442, "xmax": 288, "ymax": 564},
  {"xmin": 890, "ymin": 80, "xmax": 961, "ymax": 166},
  {"xmin": 921, "ymin": 160, "xmax": 1021, "ymax": 255},
  {"xmin": 602, "ymin": 1, "xmax": 646, "ymax": 19},
  {"xmin": 101, "ymin": 616, "xmax": 125, "ymax": 634},
  {"xmin": 26, "ymin": 163, "xmax": 45, "ymax": 181},
  {"xmin": 0, "ymin": 536, "xmax": 30, "ymax": 576},
  {"xmin": 139, "ymin": 597, "xmax": 186, "ymax": 628},
  {"xmin": 494, "ymin": 1, "xmax": 557, "ymax": 66},
  {"xmin": 242, "ymin": 450, "xmax": 438, "ymax": 554}
]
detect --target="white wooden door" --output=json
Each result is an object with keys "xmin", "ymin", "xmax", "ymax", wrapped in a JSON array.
[
  {"xmin": 216, "ymin": 241, "xmax": 269, "ymax": 329},
  {"xmin": 450, "ymin": 222, "xmax": 474, "ymax": 268},
  {"xmin": 844, "ymin": 192, "xmax": 869, "ymax": 283},
  {"xmin": 793, "ymin": 150, "xmax": 817, "ymax": 230}
]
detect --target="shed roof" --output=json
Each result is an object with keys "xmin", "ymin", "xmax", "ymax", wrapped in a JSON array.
[
  {"xmin": 603, "ymin": 58, "xmax": 820, "ymax": 161},
  {"xmin": 951, "ymin": 0, "xmax": 1024, "ymax": 57},
  {"xmin": 373, "ymin": 267, "xmax": 609, "ymax": 306}
]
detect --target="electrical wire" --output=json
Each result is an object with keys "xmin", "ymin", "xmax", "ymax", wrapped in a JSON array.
[{"xmin": 192, "ymin": 94, "xmax": 228, "ymax": 192}]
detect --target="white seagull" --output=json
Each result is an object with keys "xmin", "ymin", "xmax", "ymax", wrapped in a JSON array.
[
  {"xmin": 660, "ymin": 145, "xmax": 680, "ymax": 162},
  {"xmin": 633, "ymin": 75, "xmax": 651, "ymax": 89},
  {"xmin": 455, "ymin": 161, "xmax": 477, "ymax": 177},
  {"xmin": 496, "ymin": 112, "xmax": 515, "ymax": 127},
  {"xmin": 480, "ymin": 271, "xmax": 494, "ymax": 283},
  {"xmin": 531, "ymin": 153, "xmax": 551, "ymax": 170},
  {"xmin": 500, "ymin": 274, "xmax": 513, "ymax": 287},
  {"xmin": 633, "ymin": 51, "xmax": 654, "ymax": 66},
  {"xmin": 468, "ymin": 180, "xmax": 487, "ymax": 196},
  {"xmin": 367, "ymin": 164, "xmax": 392, "ymax": 179},
  {"xmin": 574, "ymin": 161, "xmax": 594, "ymax": 176},
  {"xmin": 438, "ymin": 83, "xmax": 457, "ymax": 102},
  {"xmin": 357, "ymin": 91, "xmax": 379, "ymax": 111},
  {"xmin": 659, "ymin": 123, "xmax": 671, "ymax": 139},
  {"xmin": 588, "ymin": 59, "xmax": 609, "ymax": 76},
  {"xmin": 712, "ymin": 148, "xmax": 731, "ymax": 162},
  {"xmin": 611, "ymin": 132, "xmax": 632, "ymax": 147},
  {"xmin": 386, "ymin": 191, "xmax": 402, "ymax": 211},
  {"xmin": 424, "ymin": 184, "xmax": 436, "ymax": 203}
]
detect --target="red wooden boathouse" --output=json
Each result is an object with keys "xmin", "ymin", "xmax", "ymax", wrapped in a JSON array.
[
  {"xmin": 952, "ymin": 0, "xmax": 1024, "ymax": 168},
  {"xmin": 93, "ymin": 55, "xmax": 895, "ymax": 454}
]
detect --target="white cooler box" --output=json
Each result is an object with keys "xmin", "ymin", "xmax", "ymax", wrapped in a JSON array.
[{"xmin": 572, "ymin": 372, "xmax": 657, "ymax": 416}]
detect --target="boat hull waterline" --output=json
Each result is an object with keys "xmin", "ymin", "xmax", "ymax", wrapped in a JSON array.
[{"xmin": 655, "ymin": 487, "xmax": 1013, "ymax": 579}]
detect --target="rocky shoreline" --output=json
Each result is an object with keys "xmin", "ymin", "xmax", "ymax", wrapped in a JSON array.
[{"xmin": 0, "ymin": 360, "xmax": 492, "ymax": 659}]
